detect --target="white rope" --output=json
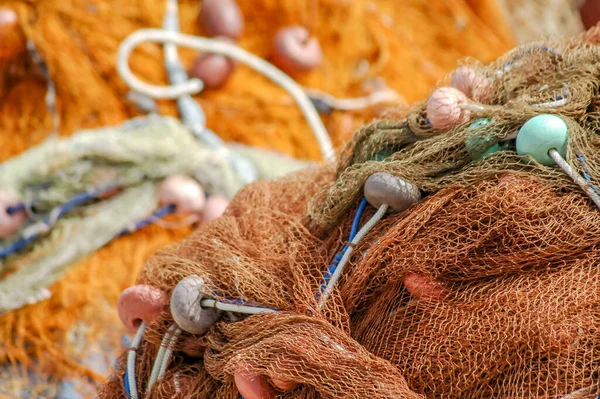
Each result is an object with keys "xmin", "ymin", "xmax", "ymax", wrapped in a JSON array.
[
  {"xmin": 532, "ymin": 87, "xmax": 569, "ymax": 109},
  {"xmin": 532, "ymin": 97, "xmax": 568, "ymax": 108},
  {"xmin": 126, "ymin": 321, "xmax": 146, "ymax": 399},
  {"xmin": 157, "ymin": 328, "xmax": 181, "ymax": 380},
  {"xmin": 559, "ymin": 384, "xmax": 598, "ymax": 399},
  {"xmin": 117, "ymin": 29, "xmax": 334, "ymax": 162},
  {"xmin": 548, "ymin": 149, "xmax": 600, "ymax": 211},
  {"xmin": 147, "ymin": 325, "xmax": 177, "ymax": 394},
  {"xmin": 145, "ymin": 325, "xmax": 181, "ymax": 396},
  {"xmin": 305, "ymin": 88, "xmax": 403, "ymax": 111},
  {"xmin": 200, "ymin": 298, "xmax": 276, "ymax": 314},
  {"xmin": 318, "ymin": 204, "xmax": 389, "ymax": 309}
]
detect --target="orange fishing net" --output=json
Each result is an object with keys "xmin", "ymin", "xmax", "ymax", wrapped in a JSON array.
[
  {"xmin": 0, "ymin": 0, "xmax": 515, "ymax": 160},
  {"xmin": 0, "ymin": 0, "xmax": 517, "ymax": 391},
  {"xmin": 100, "ymin": 26, "xmax": 600, "ymax": 398}
]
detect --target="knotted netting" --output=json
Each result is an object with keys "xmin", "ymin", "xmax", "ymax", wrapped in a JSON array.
[{"xmin": 100, "ymin": 26, "xmax": 600, "ymax": 399}]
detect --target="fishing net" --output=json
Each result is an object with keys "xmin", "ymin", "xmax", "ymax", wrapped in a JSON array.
[
  {"xmin": 100, "ymin": 25, "xmax": 600, "ymax": 398},
  {"xmin": 100, "ymin": 171, "xmax": 600, "ymax": 398},
  {"xmin": 0, "ymin": 1, "xmax": 519, "ymax": 391},
  {"xmin": 1, "ymin": 0, "xmax": 516, "ymax": 161},
  {"xmin": 310, "ymin": 29, "xmax": 600, "ymax": 229}
]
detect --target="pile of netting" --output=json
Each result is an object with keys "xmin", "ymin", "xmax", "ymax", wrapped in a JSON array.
[
  {"xmin": 99, "ymin": 27, "xmax": 600, "ymax": 398},
  {"xmin": 0, "ymin": 0, "xmax": 518, "ymax": 389}
]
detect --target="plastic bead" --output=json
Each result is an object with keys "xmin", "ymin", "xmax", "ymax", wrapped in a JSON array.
[
  {"xmin": 465, "ymin": 118, "xmax": 502, "ymax": 161},
  {"xmin": 364, "ymin": 172, "xmax": 421, "ymax": 213},
  {"xmin": 271, "ymin": 378, "xmax": 297, "ymax": 391},
  {"xmin": 170, "ymin": 275, "xmax": 222, "ymax": 335},
  {"xmin": 580, "ymin": 0, "xmax": 600, "ymax": 30},
  {"xmin": 450, "ymin": 66, "xmax": 476, "ymax": 96},
  {"xmin": 516, "ymin": 114, "xmax": 568, "ymax": 166},
  {"xmin": 272, "ymin": 26, "xmax": 322, "ymax": 74},
  {"xmin": 450, "ymin": 66, "xmax": 491, "ymax": 102},
  {"xmin": 189, "ymin": 53, "xmax": 236, "ymax": 90},
  {"xmin": 234, "ymin": 373, "xmax": 276, "ymax": 399},
  {"xmin": 158, "ymin": 175, "xmax": 206, "ymax": 214},
  {"xmin": 189, "ymin": 36, "xmax": 236, "ymax": 89},
  {"xmin": 202, "ymin": 195, "xmax": 229, "ymax": 223},
  {"xmin": 467, "ymin": 140, "xmax": 502, "ymax": 161},
  {"xmin": 373, "ymin": 149, "xmax": 395, "ymax": 162},
  {"xmin": 469, "ymin": 117, "xmax": 492, "ymax": 130},
  {"xmin": 199, "ymin": 0, "xmax": 244, "ymax": 39},
  {"xmin": 180, "ymin": 338, "xmax": 205, "ymax": 357},
  {"xmin": 118, "ymin": 285, "xmax": 168, "ymax": 332},
  {"xmin": 426, "ymin": 87, "xmax": 471, "ymax": 130},
  {"xmin": 404, "ymin": 273, "xmax": 446, "ymax": 300},
  {"xmin": 0, "ymin": 189, "xmax": 26, "ymax": 238}
]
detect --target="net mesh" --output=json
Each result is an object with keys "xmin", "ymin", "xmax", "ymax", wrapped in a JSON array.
[
  {"xmin": 309, "ymin": 28, "xmax": 600, "ymax": 229},
  {"xmin": 0, "ymin": 0, "xmax": 517, "ymax": 387},
  {"xmin": 100, "ymin": 27, "xmax": 600, "ymax": 399}
]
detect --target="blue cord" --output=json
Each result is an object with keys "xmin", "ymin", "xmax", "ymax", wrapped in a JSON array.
[
  {"xmin": 116, "ymin": 204, "xmax": 176, "ymax": 238},
  {"xmin": 235, "ymin": 199, "xmax": 365, "ymax": 398},
  {"xmin": 6, "ymin": 203, "xmax": 25, "ymax": 215},
  {"xmin": 0, "ymin": 233, "xmax": 37, "ymax": 259},
  {"xmin": 350, "ymin": 198, "xmax": 368, "ymax": 241},
  {"xmin": 1, "ymin": 190, "xmax": 173, "ymax": 260},
  {"xmin": 0, "ymin": 186, "xmax": 117, "ymax": 259},
  {"xmin": 319, "ymin": 197, "xmax": 368, "ymax": 294},
  {"xmin": 124, "ymin": 369, "xmax": 131, "ymax": 397},
  {"xmin": 6, "ymin": 185, "xmax": 116, "ymax": 216}
]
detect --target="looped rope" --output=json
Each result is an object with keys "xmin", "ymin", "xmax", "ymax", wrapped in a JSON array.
[{"xmin": 117, "ymin": 29, "xmax": 334, "ymax": 162}]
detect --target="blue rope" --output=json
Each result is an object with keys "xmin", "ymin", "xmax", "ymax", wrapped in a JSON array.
[
  {"xmin": 0, "ymin": 186, "xmax": 115, "ymax": 259},
  {"xmin": 6, "ymin": 203, "xmax": 25, "ymax": 215},
  {"xmin": 7, "ymin": 184, "xmax": 116, "ymax": 215},
  {"xmin": 0, "ymin": 233, "xmax": 37, "ymax": 259},
  {"xmin": 319, "ymin": 197, "xmax": 368, "ymax": 294},
  {"xmin": 350, "ymin": 198, "xmax": 368, "ymax": 240},
  {"xmin": 1, "ymin": 188, "xmax": 175, "ymax": 260},
  {"xmin": 117, "ymin": 204, "xmax": 176, "ymax": 237},
  {"xmin": 124, "ymin": 369, "xmax": 131, "ymax": 397}
]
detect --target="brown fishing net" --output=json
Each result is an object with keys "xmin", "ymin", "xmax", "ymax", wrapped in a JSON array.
[
  {"xmin": 100, "ymin": 27, "xmax": 600, "ymax": 399},
  {"xmin": 310, "ymin": 28, "xmax": 600, "ymax": 229}
]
